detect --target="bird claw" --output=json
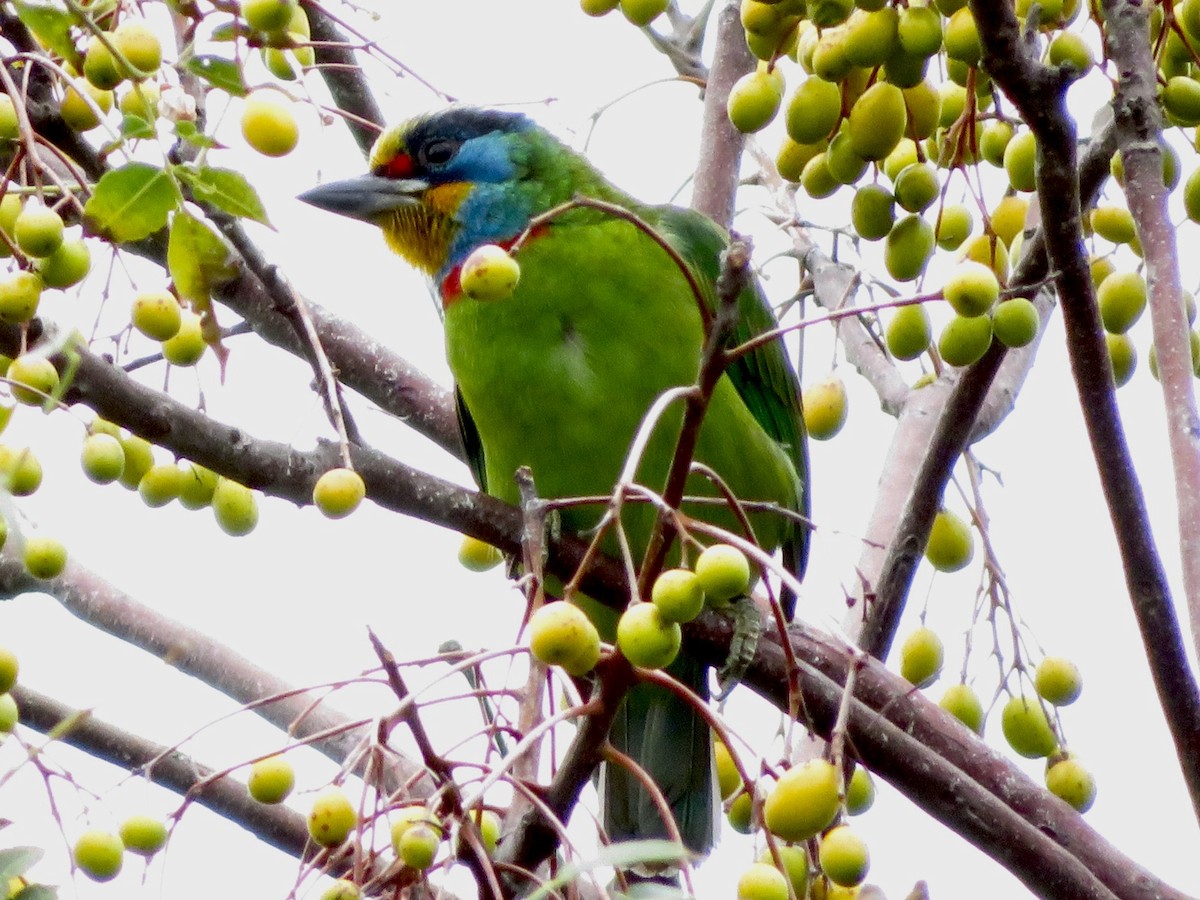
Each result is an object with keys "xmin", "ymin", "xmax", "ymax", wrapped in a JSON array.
[{"xmin": 715, "ymin": 597, "xmax": 761, "ymax": 700}]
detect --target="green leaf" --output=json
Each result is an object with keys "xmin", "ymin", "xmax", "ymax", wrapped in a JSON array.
[
  {"xmin": 174, "ymin": 121, "xmax": 220, "ymax": 150},
  {"xmin": 120, "ymin": 115, "xmax": 156, "ymax": 141},
  {"xmin": 525, "ymin": 840, "xmax": 692, "ymax": 900},
  {"xmin": 13, "ymin": 884, "xmax": 57, "ymax": 900},
  {"xmin": 13, "ymin": 1, "xmax": 81, "ymax": 69},
  {"xmin": 168, "ymin": 210, "xmax": 238, "ymax": 307},
  {"xmin": 83, "ymin": 163, "xmax": 179, "ymax": 243},
  {"xmin": 0, "ymin": 847, "xmax": 42, "ymax": 882},
  {"xmin": 185, "ymin": 56, "xmax": 247, "ymax": 97},
  {"xmin": 175, "ymin": 166, "xmax": 270, "ymax": 226}
]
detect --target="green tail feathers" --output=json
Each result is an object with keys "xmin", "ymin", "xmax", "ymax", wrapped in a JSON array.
[{"xmin": 604, "ymin": 654, "xmax": 715, "ymax": 858}]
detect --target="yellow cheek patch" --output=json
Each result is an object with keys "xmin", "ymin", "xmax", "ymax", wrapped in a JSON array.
[
  {"xmin": 381, "ymin": 205, "xmax": 456, "ymax": 276},
  {"xmin": 425, "ymin": 182, "xmax": 472, "ymax": 217}
]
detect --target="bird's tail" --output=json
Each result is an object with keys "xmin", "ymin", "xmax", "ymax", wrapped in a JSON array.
[{"xmin": 603, "ymin": 653, "xmax": 714, "ymax": 864}]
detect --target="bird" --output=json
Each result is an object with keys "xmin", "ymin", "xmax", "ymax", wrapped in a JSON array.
[{"xmin": 299, "ymin": 106, "xmax": 809, "ymax": 873}]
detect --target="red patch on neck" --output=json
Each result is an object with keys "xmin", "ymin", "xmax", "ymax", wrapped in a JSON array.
[
  {"xmin": 440, "ymin": 225, "xmax": 549, "ymax": 309},
  {"xmin": 381, "ymin": 153, "xmax": 414, "ymax": 179}
]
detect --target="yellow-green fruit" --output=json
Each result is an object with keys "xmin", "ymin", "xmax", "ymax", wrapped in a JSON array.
[
  {"xmin": 846, "ymin": 766, "xmax": 875, "ymax": 815},
  {"xmin": 620, "ymin": 0, "xmax": 670, "ymax": 26},
  {"xmin": 802, "ymin": 374, "xmax": 849, "ymax": 440},
  {"xmin": 809, "ymin": 0, "xmax": 854, "ymax": 27},
  {"xmin": 1001, "ymin": 695, "xmax": 1057, "ymax": 758},
  {"xmin": 313, "ymin": 467, "xmax": 366, "ymax": 519},
  {"xmin": 801, "ymin": 153, "xmax": 839, "ymax": 199},
  {"xmin": 899, "ymin": 626, "xmax": 943, "ymax": 687},
  {"xmin": 131, "ymin": 290, "xmax": 183, "ymax": 341},
  {"xmin": 1090, "ymin": 255, "xmax": 1116, "ymax": 288},
  {"xmin": 2, "ymin": 447, "xmax": 42, "ymax": 496},
  {"xmin": 25, "ymin": 536, "xmax": 66, "ymax": 579},
  {"xmin": 937, "ymin": 82, "xmax": 966, "ymax": 130},
  {"xmin": 391, "ymin": 806, "xmax": 444, "ymax": 849},
  {"xmin": 1106, "ymin": 332, "xmax": 1137, "ymax": 387},
  {"xmin": 943, "ymin": 261, "xmax": 999, "ymax": 318},
  {"xmin": 886, "ymin": 304, "xmax": 931, "ymax": 360},
  {"xmin": 884, "ymin": 49, "xmax": 929, "ymax": 89},
  {"xmin": 120, "ymin": 82, "xmax": 160, "ymax": 120},
  {"xmin": 925, "ymin": 508, "xmax": 974, "ymax": 571},
  {"xmin": 461, "ymin": 244, "xmax": 520, "ymax": 301},
  {"xmin": 1048, "ymin": 31, "xmax": 1094, "ymax": 71},
  {"xmin": 321, "ymin": 879, "xmax": 361, "ymax": 900},
  {"xmin": 694, "ymin": 542, "xmax": 751, "ymax": 602},
  {"xmin": 757, "ymin": 846, "xmax": 809, "ymax": 897},
  {"xmin": 728, "ymin": 65, "xmax": 785, "ymax": 134},
  {"xmin": 980, "ymin": 119, "xmax": 1014, "ymax": 167},
  {"xmin": 811, "ymin": 29, "xmax": 853, "ymax": 82},
  {"xmin": 961, "ymin": 233, "xmax": 1010, "ymax": 280},
  {"xmin": 1183, "ymin": 0, "xmax": 1200, "ymax": 42},
  {"xmin": 1090, "ymin": 206, "xmax": 1136, "ymax": 245},
  {"xmin": 178, "ymin": 461, "xmax": 219, "ymax": 509},
  {"xmin": 819, "ymin": 825, "xmax": 870, "ymax": 887},
  {"xmin": 651, "ymin": 567, "xmax": 705, "ymax": 623},
  {"xmin": 61, "ymin": 80, "xmax": 113, "ymax": 131},
  {"xmin": 1045, "ymin": 757, "xmax": 1096, "ymax": 812},
  {"xmin": 851, "ymin": 183, "xmax": 895, "ymax": 241},
  {"xmin": 212, "ymin": 478, "xmax": 259, "ymax": 536},
  {"xmin": 119, "ymin": 816, "xmax": 167, "ymax": 857},
  {"xmin": 1097, "ymin": 271, "xmax": 1147, "ymax": 334},
  {"xmin": 939, "ymin": 683, "xmax": 984, "ymax": 734},
  {"xmin": 988, "ymin": 195, "xmax": 1027, "ymax": 248},
  {"xmin": 398, "ymin": 822, "xmax": 440, "ymax": 870},
  {"xmin": 883, "ymin": 138, "xmax": 918, "ymax": 183},
  {"xmin": 7, "ymin": 354, "xmax": 58, "ymax": 405},
  {"xmin": 898, "ymin": 4, "xmax": 943, "ymax": 57},
  {"xmin": 241, "ymin": 93, "xmax": 299, "ymax": 157},
  {"xmin": 617, "ymin": 601, "xmax": 681, "ymax": 669},
  {"xmin": 844, "ymin": 7, "xmax": 899, "ymax": 68},
  {"xmin": 935, "ymin": 204, "xmax": 973, "ymax": 250},
  {"xmin": 118, "ymin": 435, "xmax": 154, "ymax": 489},
  {"xmin": 162, "ymin": 312, "xmax": 206, "ymax": 366},
  {"xmin": 993, "ymin": 297, "xmax": 1039, "ymax": 348},
  {"xmin": 884, "ymin": 215, "xmax": 934, "ymax": 282},
  {"xmin": 112, "ymin": 21, "xmax": 162, "ymax": 78},
  {"xmin": 786, "ymin": 77, "xmax": 842, "ymax": 144},
  {"xmin": 83, "ymin": 35, "xmax": 124, "ymax": 90},
  {"xmin": 528, "ymin": 601, "xmax": 602, "ymax": 675},
  {"xmin": 1003, "ymin": 130, "xmax": 1037, "ymax": 192},
  {"xmin": 242, "ymin": 0, "xmax": 298, "ymax": 32},
  {"xmin": 1111, "ymin": 141, "xmax": 1179, "ymax": 190},
  {"xmin": 894, "ymin": 163, "xmax": 938, "ymax": 213},
  {"xmin": 0, "ymin": 648, "xmax": 17, "ymax": 694},
  {"xmin": 463, "ymin": 808, "xmax": 501, "ymax": 856},
  {"xmin": 737, "ymin": 862, "xmax": 789, "ymax": 900},
  {"xmin": 581, "ymin": 0, "xmax": 619, "ymax": 14},
  {"xmin": 0, "ymin": 272, "xmax": 42, "ymax": 324},
  {"xmin": 943, "ymin": 7, "xmax": 981, "ymax": 65},
  {"xmin": 728, "ymin": 792, "xmax": 753, "ymax": 833},
  {"xmin": 73, "ymin": 830, "xmax": 124, "ymax": 882},
  {"xmin": 1185, "ymin": 168, "xmax": 1200, "ymax": 224},
  {"xmin": 308, "ymin": 788, "xmax": 357, "ymax": 847},
  {"xmin": 825, "ymin": 131, "xmax": 868, "ymax": 185},
  {"xmin": 14, "ymin": 203, "xmax": 64, "ymax": 258},
  {"xmin": 248, "ymin": 754, "xmax": 295, "ymax": 803},
  {"xmin": 138, "ymin": 463, "xmax": 183, "ymax": 507},
  {"xmin": 38, "ymin": 237, "xmax": 91, "ymax": 288},
  {"xmin": 0, "ymin": 692, "xmax": 16, "ymax": 732},
  {"xmin": 776, "ymin": 138, "xmax": 827, "ymax": 183},
  {"xmin": 899, "ymin": 80, "xmax": 940, "ymax": 141},
  {"xmin": 1163, "ymin": 76, "xmax": 1200, "ymax": 127},
  {"xmin": 763, "ymin": 758, "xmax": 840, "ymax": 842},
  {"xmin": 1035, "ymin": 656, "xmax": 1082, "ymax": 706},
  {"xmin": 458, "ymin": 535, "xmax": 503, "ymax": 572},
  {"xmin": 847, "ymin": 82, "xmax": 906, "ymax": 161},
  {"xmin": 0, "ymin": 96, "xmax": 16, "ymax": 141},
  {"xmin": 714, "ymin": 740, "xmax": 741, "ymax": 800}
]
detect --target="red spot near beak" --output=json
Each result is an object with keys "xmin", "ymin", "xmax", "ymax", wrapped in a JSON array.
[{"xmin": 382, "ymin": 153, "xmax": 414, "ymax": 179}]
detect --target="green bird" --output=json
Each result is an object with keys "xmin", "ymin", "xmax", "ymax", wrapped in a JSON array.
[{"xmin": 300, "ymin": 107, "xmax": 809, "ymax": 870}]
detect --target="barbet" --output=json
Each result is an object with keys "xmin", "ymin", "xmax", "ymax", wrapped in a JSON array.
[{"xmin": 300, "ymin": 107, "xmax": 809, "ymax": 868}]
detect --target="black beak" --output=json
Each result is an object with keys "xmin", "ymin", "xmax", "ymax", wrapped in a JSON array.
[{"xmin": 298, "ymin": 174, "xmax": 428, "ymax": 223}]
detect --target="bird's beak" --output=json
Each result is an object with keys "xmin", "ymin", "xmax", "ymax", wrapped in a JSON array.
[{"xmin": 297, "ymin": 175, "xmax": 429, "ymax": 223}]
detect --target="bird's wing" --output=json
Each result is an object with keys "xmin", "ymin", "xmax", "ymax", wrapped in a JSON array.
[
  {"xmin": 455, "ymin": 385, "xmax": 488, "ymax": 493},
  {"xmin": 654, "ymin": 204, "xmax": 811, "ymax": 591}
]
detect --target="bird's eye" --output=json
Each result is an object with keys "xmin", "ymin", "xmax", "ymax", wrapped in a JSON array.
[{"xmin": 420, "ymin": 139, "xmax": 460, "ymax": 168}]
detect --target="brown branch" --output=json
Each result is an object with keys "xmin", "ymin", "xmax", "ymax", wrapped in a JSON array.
[{"xmin": 973, "ymin": 0, "xmax": 1200, "ymax": 821}]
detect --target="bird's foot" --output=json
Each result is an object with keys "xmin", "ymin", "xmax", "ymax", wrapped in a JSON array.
[{"xmin": 715, "ymin": 596, "xmax": 761, "ymax": 700}]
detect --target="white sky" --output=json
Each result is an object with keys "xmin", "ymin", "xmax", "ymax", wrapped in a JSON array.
[{"xmin": 1, "ymin": 1, "xmax": 1198, "ymax": 899}]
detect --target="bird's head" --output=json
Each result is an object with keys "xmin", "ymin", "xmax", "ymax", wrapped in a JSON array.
[{"xmin": 299, "ymin": 108, "xmax": 555, "ymax": 287}]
